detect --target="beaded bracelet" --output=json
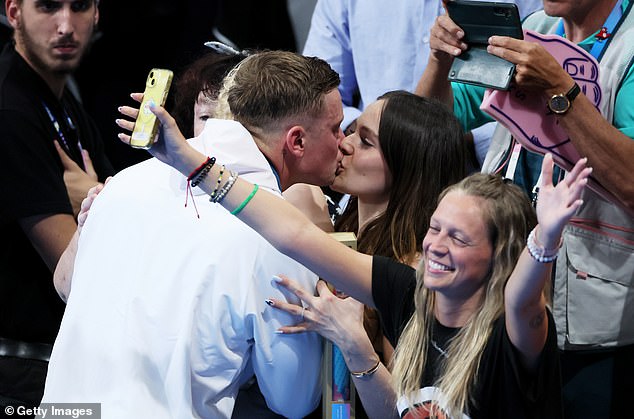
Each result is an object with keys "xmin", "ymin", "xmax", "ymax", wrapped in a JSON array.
[
  {"xmin": 231, "ymin": 184, "xmax": 259, "ymax": 215},
  {"xmin": 188, "ymin": 157, "xmax": 216, "ymax": 187},
  {"xmin": 209, "ymin": 165, "xmax": 225, "ymax": 200},
  {"xmin": 526, "ymin": 227, "xmax": 562, "ymax": 263},
  {"xmin": 350, "ymin": 358, "xmax": 381, "ymax": 379},
  {"xmin": 210, "ymin": 171, "xmax": 238, "ymax": 203}
]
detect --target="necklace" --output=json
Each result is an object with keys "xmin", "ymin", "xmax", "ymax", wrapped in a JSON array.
[{"xmin": 431, "ymin": 339, "xmax": 449, "ymax": 359}]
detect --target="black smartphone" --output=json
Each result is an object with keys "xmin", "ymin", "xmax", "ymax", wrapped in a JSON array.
[{"xmin": 446, "ymin": 1, "xmax": 523, "ymax": 90}]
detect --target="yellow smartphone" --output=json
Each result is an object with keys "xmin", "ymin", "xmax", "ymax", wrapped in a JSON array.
[{"xmin": 130, "ymin": 68, "xmax": 173, "ymax": 149}]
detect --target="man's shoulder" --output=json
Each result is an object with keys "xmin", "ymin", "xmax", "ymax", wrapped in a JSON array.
[{"xmin": 0, "ymin": 52, "xmax": 42, "ymax": 112}]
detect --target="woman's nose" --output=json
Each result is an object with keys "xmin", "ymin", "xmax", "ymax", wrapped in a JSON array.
[{"xmin": 339, "ymin": 134, "xmax": 354, "ymax": 155}]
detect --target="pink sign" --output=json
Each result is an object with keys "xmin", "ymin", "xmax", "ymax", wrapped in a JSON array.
[{"xmin": 480, "ymin": 30, "xmax": 625, "ymax": 207}]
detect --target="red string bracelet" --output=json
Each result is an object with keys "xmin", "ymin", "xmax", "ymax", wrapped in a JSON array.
[{"xmin": 185, "ymin": 156, "xmax": 216, "ymax": 218}]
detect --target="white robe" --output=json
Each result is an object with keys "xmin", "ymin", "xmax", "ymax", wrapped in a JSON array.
[{"xmin": 42, "ymin": 119, "xmax": 322, "ymax": 419}]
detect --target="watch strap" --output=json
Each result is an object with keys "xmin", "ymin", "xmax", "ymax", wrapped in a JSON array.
[{"xmin": 566, "ymin": 82, "xmax": 581, "ymax": 103}]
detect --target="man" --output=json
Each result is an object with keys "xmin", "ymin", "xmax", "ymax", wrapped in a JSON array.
[
  {"xmin": 416, "ymin": 0, "xmax": 634, "ymax": 416},
  {"xmin": 0, "ymin": 0, "xmax": 113, "ymax": 409},
  {"xmin": 43, "ymin": 51, "xmax": 344, "ymax": 418}
]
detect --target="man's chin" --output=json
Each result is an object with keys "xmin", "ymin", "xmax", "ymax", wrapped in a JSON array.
[{"xmin": 51, "ymin": 61, "xmax": 80, "ymax": 76}]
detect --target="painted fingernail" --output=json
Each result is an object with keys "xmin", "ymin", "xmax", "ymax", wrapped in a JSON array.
[
  {"xmin": 265, "ymin": 299, "xmax": 274, "ymax": 306},
  {"xmin": 274, "ymin": 330, "xmax": 285, "ymax": 334}
]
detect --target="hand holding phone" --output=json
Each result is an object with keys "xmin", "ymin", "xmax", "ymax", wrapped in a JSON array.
[
  {"xmin": 130, "ymin": 68, "xmax": 173, "ymax": 149},
  {"xmin": 446, "ymin": 0, "xmax": 523, "ymax": 90}
]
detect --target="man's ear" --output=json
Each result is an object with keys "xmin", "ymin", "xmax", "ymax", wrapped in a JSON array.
[
  {"xmin": 284, "ymin": 125, "xmax": 306, "ymax": 158},
  {"xmin": 6, "ymin": 0, "xmax": 21, "ymax": 30}
]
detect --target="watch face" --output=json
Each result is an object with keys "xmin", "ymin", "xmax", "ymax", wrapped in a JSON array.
[{"xmin": 549, "ymin": 95, "xmax": 570, "ymax": 114}]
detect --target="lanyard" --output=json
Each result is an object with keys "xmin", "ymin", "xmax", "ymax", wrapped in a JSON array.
[
  {"xmin": 555, "ymin": 0, "xmax": 624, "ymax": 60},
  {"xmin": 43, "ymin": 101, "xmax": 85, "ymax": 170}
]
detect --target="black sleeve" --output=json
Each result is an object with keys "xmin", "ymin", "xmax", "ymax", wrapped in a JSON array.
[
  {"xmin": 371, "ymin": 255, "xmax": 417, "ymax": 348},
  {"xmin": 0, "ymin": 110, "xmax": 73, "ymax": 221}
]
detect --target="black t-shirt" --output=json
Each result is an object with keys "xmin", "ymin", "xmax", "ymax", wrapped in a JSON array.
[
  {"xmin": 371, "ymin": 255, "xmax": 563, "ymax": 419},
  {"xmin": 0, "ymin": 43, "xmax": 115, "ymax": 343}
]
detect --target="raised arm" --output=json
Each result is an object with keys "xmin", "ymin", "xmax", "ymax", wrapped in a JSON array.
[
  {"xmin": 414, "ymin": 3, "xmax": 466, "ymax": 108},
  {"xmin": 504, "ymin": 154, "xmax": 591, "ymax": 368},
  {"xmin": 116, "ymin": 101, "xmax": 375, "ymax": 306},
  {"xmin": 487, "ymin": 36, "xmax": 634, "ymax": 212}
]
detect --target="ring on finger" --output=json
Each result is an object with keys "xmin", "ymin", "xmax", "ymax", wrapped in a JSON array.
[{"xmin": 300, "ymin": 306, "xmax": 306, "ymax": 321}]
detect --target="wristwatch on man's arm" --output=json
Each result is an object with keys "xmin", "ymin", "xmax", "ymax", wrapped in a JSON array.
[{"xmin": 547, "ymin": 82, "xmax": 581, "ymax": 115}]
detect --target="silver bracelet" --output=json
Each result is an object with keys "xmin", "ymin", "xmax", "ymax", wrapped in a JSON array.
[
  {"xmin": 210, "ymin": 171, "xmax": 238, "ymax": 203},
  {"xmin": 350, "ymin": 358, "xmax": 381, "ymax": 379}
]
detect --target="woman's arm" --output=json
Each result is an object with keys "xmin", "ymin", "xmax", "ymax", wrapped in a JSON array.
[
  {"xmin": 504, "ymin": 154, "xmax": 591, "ymax": 368},
  {"xmin": 116, "ymin": 100, "xmax": 376, "ymax": 306},
  {"xmin": 268, "ymin": 277, "xmax": 399, "ymax": 419}
]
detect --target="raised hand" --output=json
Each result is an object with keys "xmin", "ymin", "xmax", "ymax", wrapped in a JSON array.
[
  {"xmin": 535, "ymin": 154, "xmax": 591, "ymax": 247},
  {"xmin": 54, "ymin": 140, "xmax": 99, "ymax": 217},
  {"xmin": 429, "ymin": 10, "xmax": 468, "ymax": 63},
  {"xmin": 486, "ymin": 36, "xmax": 574, "ymax": 95},
  {"xmin": 116, "ymin": 93, "xmax": 190, "ymax": 171}
]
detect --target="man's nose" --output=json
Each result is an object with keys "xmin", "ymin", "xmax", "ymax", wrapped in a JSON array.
[{"xmin": 56, "ymin": 7, "xmax": 75, "ymax": 36}]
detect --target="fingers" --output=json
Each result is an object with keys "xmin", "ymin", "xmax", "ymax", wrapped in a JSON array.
[
  {"xmin": 272, "ymin": 274, "xmax": 313, "ymax": 304},
  {"xmin": 118, "ymin": 105, "xmax": 139, "ymax": 119},
  {"xmin": 77, "ymin": 182, "xmax": 103, "ymax": 228},
  {"xmin": 147, "ymin": 102, "xmax": 177, "ymax": 130},
  {"xmin": 539, "ymin": 153, "xmax": 555, "ymax": 189},
  {"xmin": 81, "ymin": 148, "xmax": 98, "ymax": 179},
  {"xmin": 265, "ymin": 297, "xmax": 310, "ymax": 335},
  {"xmin": 316, "ymin": 279, "xmax": 337, "ymax": 298},
  {"xmin": 430, "ymin": 15, "xmax": 467, "ymax": 56},
  {"xmin": 54, "ymin": 140, "xmax": 80, "ymax": 169},
  {"xmin": 130, "ymin": 92, "xmax": 144, "ymax": 103},
  {"xmin": 566, "ymin": 157, "xmax": 589, "ymax": 184},
  {"xmin": 487, "ymin": 36, "xmax": 532, "ymax": 64},
  {"xmin": 115, "ymin": 117, "xmax": 135, "ymax": 132},
  {"xmin": 118, "ymin": 132, "xmax": 131, "ymax": 145}
]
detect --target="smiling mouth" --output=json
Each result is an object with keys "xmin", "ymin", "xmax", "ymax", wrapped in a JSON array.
[{"xmin": 428, "ymin": 260, "xmax": 454, "ymax": 271}]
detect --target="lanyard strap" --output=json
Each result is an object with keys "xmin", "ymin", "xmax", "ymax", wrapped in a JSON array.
[
  {"xmin": 43, "ymin": 101, "xmax": 85, "ymax": 170},
  {"xmin": 555, "ymin": 0, "xmax": 624, "ymax": 60}
]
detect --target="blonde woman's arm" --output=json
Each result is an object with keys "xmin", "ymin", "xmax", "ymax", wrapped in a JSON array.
[{"xmin": 504, "ymin": 154, "xmax": 590, "ymax": 368}]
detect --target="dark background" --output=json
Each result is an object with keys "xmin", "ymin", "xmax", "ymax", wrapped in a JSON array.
[{"xmin": 75, "ymin": 0, "xmax": 298, "ymax": 171}]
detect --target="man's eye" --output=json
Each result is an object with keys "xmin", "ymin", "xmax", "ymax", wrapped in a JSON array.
[
  {"xmin": 71, "ymin": 0, "xmax": 92, "ymax": 12},
  {"xmin": 37, "ymin": 1, "xmax": 60, "ymax": 12}
]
